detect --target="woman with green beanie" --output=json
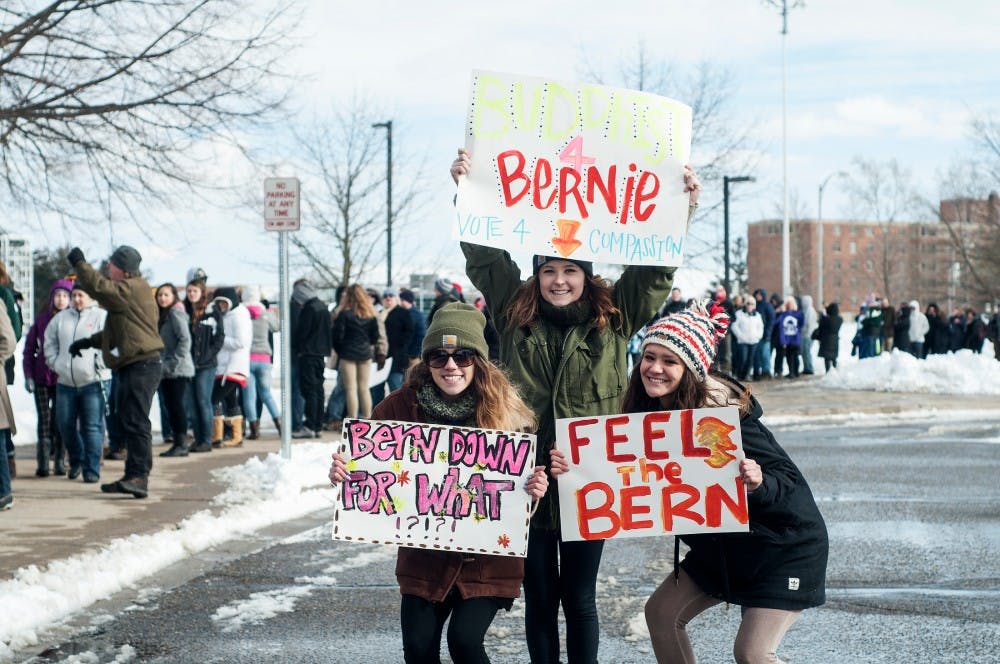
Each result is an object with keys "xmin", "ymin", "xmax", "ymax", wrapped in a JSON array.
[
  {"xmin": 451, "ymin": 149, "xmax": 702, "ymax": 663},
  {"xmin": 329, "ymin": 302, "xmax": 549, "ymax": 662}
]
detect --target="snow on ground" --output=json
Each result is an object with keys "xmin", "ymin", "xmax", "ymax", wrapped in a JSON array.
[
  {"xmin": 819, "ymin": 349, "xmax": 1000, "ymax": 395},
  {"xmin": 0, "ymin": 442, "xmax": 339, "ymax": 661}
]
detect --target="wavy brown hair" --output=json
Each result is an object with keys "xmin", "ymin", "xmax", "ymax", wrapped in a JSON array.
[
  {"xmin": 406, "ymin": 356, "xmax": 536, "ymax": 432},
  {"xmin": 339, "ymin": 283, "xmax": 377, "ymax": 320},
  {"xmin": 185, "ymin": 280, "xmax": 209, "ymax": 327},
  {"xmin": 504, "ymin": 274, "xmax": 621, "ymax": 330}
]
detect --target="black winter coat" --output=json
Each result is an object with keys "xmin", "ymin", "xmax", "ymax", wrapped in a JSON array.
[
  {"xmin": 384, "ymin": 306, "xmax": 414, "ymax": 370},
  {"xmin": 186, "ymin": 304, "xmax": 224, "ymax": 370},
  {"xmin": 292, "ymin": 297, "xmax": 332, "ymax": 358},
  {"xmin": 332, "ymin": 310, "xmax": 378, "ymax": 361},
  {"xmin": 814, "ymin": 313, "xmax": 841, "ymax": 361},
  {"xmin": 680, "ymin": 393, "xmax": 828, "ymax": 611}
]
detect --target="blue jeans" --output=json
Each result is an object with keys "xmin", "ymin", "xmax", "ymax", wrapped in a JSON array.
[
  {"xmin": 753, "ymin": 339, "xmax": 772, "ymax": 377},
  {"xmin": 57, "ymin": 382, "xmax": 107, "ymax": 478},
  {"xmin": 247, "ymin": 360, "xmax": 280, "ymax": 422},
  {"xmin": 0, "ymin": 429, "xmax": 10, "ymax": 498},
  {"xmin": 326, "ymin": 371, "xmax": 346, "ymax": 422},
  {"xmin": 734, "ymin": 342, "xmax": 757, "ymax": 379},
  {"xmin": 801, "ymin": 339, "xmax": 815, "ymax": 373},
  {"xmin": 189, "ymin": 366, "xmax": 215, "ymax": 445},
  {"xmin": 388, "ymin": 371, "xmax": 405, "ymax": 393}
]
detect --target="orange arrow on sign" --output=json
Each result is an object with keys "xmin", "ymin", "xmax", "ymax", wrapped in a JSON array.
[{"xmin": 551, "ymin": 219, "xmax": 583, "ymax": 257}]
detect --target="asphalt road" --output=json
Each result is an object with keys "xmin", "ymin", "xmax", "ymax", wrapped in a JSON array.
[{"xmin": 20, "ymin": 414, "xmax": 1000, "ymax": 663}]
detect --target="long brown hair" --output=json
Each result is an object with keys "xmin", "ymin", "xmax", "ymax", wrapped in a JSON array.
[
  {"xmin": 504, "ymin": 273, "xmax": 621, "ymax": 330},
  {"xmin": 185, "ymin": 280, "xmax": 209, "ymax": 326},
  {"xmin": 406, "ymin": 357, "xmax": 536, "ymax": 432},
  {"xmin": 621, "ymin": 359, "xmax": 750, "ymax": 415},
  {"xmin": 339, "ymin": 284, "xmax": 376, "ymax": 320}
]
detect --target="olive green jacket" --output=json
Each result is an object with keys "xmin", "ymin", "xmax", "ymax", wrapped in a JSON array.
[
  {"xmin": 74, "ymin": 261, "xmax": 163, "ymax": 370},
  {"xmin": 462, "ymin": 243, "xmax": 675, "ymax": 527}
]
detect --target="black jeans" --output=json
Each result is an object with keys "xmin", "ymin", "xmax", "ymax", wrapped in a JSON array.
[
  {"xmin": 524, "ymin": 528, "xmax": 604, "ymax": 663},
  {"xmin": 298, "ymin": 355, "xmax": 325, "ymax": 431},
  {"xmin": 117, "ymin": 358, "xmax": 161, "ymax": 480},
  {"xmin": 159, "ymin": 377, "xmax": 190, "ymax": 445},
  {"xmin": 400, "ymin": 590, "xmax": 504, "ymax": 664}
]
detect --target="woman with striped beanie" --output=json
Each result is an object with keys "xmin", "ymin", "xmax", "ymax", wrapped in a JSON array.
[{"xmin": 555, "ymin": 301, "xmax": 829, "ymax": 663}]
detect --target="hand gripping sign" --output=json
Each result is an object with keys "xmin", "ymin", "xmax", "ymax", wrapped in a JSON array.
[
  {"xmin": 555, "ymin": 407, "xmax": 749, "ymax": 541},
  {"xmin": 455, "ymin": 70, "xmax": 693, "ymax": 267},
  {"xmin": 332, "ymin": 419, "xmax": 538, "ymax": 557}
]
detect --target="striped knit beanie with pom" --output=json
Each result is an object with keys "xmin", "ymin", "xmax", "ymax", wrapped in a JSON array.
[{"xmin": 640, "ymin": 300, "xmax": 731, "ymax": 380}]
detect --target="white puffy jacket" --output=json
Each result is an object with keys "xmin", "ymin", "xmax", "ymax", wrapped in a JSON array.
[
  {"xmin": 731, "ymin": 309, "xmax": 765, "ymax": 345},
  {"xmin": 215, "ymin": 304, "xmax": 252, "ymax": 377}
]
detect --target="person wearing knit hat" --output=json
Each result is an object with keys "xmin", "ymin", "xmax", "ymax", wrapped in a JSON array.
[
  {"xmin": 329, "ymin": 301, "xmax": 547, "ymax": 663},
  {"xmin": 66, "ymin": 245, "xmax": 163, "ymax": 498},
  {"xmin": 451, "ymin": 147, "xmax": 703, "ymax": 663},
  {"xmin": 427, "ymin": 276, "xmax": 458, "ymax": 326},
  {"xmin": 606, "ymin": 304, "xmax": 829, "ymax": 663}
]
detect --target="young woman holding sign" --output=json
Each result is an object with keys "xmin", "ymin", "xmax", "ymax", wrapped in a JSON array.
[
  {"xmin": 555, "ymin": 303, "xmax": 828, "ymax": 663},
  {"xmin": 451, "ymin": 149, "xmax": 701, "ymax": 663},
  {"xmin": 329, "ymin": 302, "xmax": 549, "ymax": 663}
]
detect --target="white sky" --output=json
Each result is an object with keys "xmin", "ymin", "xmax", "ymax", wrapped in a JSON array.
[{"xmin": 22, "ymin": 0, "xmax": 1000, "ymax": 292}]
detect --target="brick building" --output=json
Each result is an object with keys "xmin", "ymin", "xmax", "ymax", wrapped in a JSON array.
[{"xmin": 747, "ymin": 194, "xmax": 997, "ymax": 313}]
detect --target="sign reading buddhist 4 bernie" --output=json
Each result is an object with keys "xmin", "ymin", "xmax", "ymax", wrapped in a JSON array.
[
  {"xmin": 555, "ymin": 407, "xmax": 749, "ymax": 542},
  {"xmin": 455, "ymin": 70, "xmax": 693, "ymax": 267},
  {"xmin": 332, "ymin": 419, "xmax": 538, "ymax": 557}
]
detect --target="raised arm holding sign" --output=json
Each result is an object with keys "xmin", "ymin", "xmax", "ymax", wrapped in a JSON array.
[{"xmin": 451, "ymin": 71, "xmax": 703, "ymax": 664}]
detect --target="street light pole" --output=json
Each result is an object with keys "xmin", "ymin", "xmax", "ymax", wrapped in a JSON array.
[
  {"xmin": 723, "ymin": 175, "xmax": 755, "ymax": 295},
  {"xmin": 817, "ymin": 170, "xmax": 846, "ymax": 308},
  {"xmin": 372, "ymin": 120, "xmax": 393, "ymax": 287}
]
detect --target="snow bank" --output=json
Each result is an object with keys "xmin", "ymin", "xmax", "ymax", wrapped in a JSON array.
[
  {"xmin": 0, "ymin": 442, "xmax": 338, "ymax": 661},
  {"xmin": 819, "ymin": 349, "xmax": 1000, "ymax": 395}
]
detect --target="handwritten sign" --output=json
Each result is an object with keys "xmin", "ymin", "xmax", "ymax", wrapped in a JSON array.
[
  {"xmin": 332, "ymin": 418, "xmax": 537, "ymax": 557},
  {"xmin": 455, "ymin": 70, "xmax": 693, "ymax": 267},
  {"xmin": 555, "ymin": 407, "xmax": 748, "ymax": 542}
]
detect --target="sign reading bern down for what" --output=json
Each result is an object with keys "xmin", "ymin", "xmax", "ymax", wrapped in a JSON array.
[{"xmin": 455, "ymin": 70, "xmax": 693, "ymax": 267}]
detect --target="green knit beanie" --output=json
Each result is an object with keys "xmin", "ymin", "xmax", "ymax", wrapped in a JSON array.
[{"xmin": 421, "ymin": 302, "xmax": 489, "ymax": 360}]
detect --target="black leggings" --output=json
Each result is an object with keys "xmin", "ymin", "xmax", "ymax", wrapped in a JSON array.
[
  {"xmin": 400, "ymin": 590, "xmax": 505, "ymax": 663},
  {"xmin": 523, "ymin": 528, "xmax": 604, "ymax": 663},
  {"xmin": 159, "ymin": 377, "xmax": 189, "ymax": 444},
  {"xmin": 211, "ymin": 378, "xmax": 241, "ymax": 417}
]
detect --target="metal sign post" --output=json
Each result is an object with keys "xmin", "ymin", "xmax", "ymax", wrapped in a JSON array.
[{"xmin": 265, "ymin": 177, "xmax": 300, "ymax": 460}]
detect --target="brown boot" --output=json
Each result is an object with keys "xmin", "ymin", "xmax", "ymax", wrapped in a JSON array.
[
  {"xmin": 221, "ymin": 416, "xmax": 244, "ymax": 447},
  {"xmin": 211, "ymin": 416, "xmax": 225, "ymax": 447},
  {"xmin": 248, "ymin": 420, "xmax": 260, "ymax": 440}
]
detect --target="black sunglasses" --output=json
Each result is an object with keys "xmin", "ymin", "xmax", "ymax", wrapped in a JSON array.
[{"xmin": 424, "ymin": 348, "xmax": 477, "ymax": 368}]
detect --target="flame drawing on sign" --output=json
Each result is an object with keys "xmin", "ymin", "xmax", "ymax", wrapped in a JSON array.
[{"xmin": 695, "ymin": 416, "xmax": 738, "ymax": 468}]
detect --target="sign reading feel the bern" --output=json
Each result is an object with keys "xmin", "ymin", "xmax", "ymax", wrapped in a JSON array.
[
  {"xmin": 332, "ymin": 419, "xmax": 538, "ymax": 557},
  {"xmin": 455, "ymin": 70, "xmax": 693, "ymax": 267},
  {"xmin": 555, "ymin": 407, "xmax": 749, "ymax": 542}
]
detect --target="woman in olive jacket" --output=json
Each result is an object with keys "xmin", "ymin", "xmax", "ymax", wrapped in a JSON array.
[
  {"xmin": 583, "ymin": 303, "xmax": 827, "ymax": 663},
  {"xmin": 451, "ymin": 149, "xmax": 701, "ymax": 664},
  {"xmin": 330, "ymin": 303, "xmax": 547, "ymax": 663}
]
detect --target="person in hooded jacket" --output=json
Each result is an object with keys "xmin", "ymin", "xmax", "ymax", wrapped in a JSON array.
[
  {"xmin": 156, "ymin": 284, "xmax": 195, "ymax": 457},
  {"xmin": 799, "ymin": 295, "xmax": 818, "ymax": 374},
  {"xmin": 591, "ymin": 304, "xmax": 827, "ymax": 664},
  {"xmin": 814, "ymin": 302, "xmax": 843, "ymax": 372},
  {"xmin": 730, "ymin": 296, "xmax": 764, "ymax": 381},
  {"xmin": 24, "ymin": 279, "xmax": 73, "ymax": 476},
  {"xmin": 775, "ymin": 297, "xmax": 804, "ymax": 378},
  {"xmin": 184, "ymin": 279, "xmax": 225, "ymax": 453},
  {"xmin": 44, "ymin": 282, "xmax": 109, "ymax": 482},
  {"xmin": 907, "ymin": 300, "xmax": 930, "ymax": 359},
  {"xmin": 205, "ymin": 287, "xmax": 251, "ymax": 449},
  {"xmin": 924, "ymin": 303, "xmax": 948, "ymax": 355},
  {"xmin": 451, "ymin": 148, "xmax": 700, "ymax": 664},
  {"xmin": 290, "ymin": 279, "xmax": 331, "ymax": 438},
  {"xmin": 751, "ymin": 289, "xmax": 776, "ymax": 380}
]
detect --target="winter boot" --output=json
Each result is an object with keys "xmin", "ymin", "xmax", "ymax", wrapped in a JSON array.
[
  {"xmin": 221, "ymin": 416, "xmax": 244, "ymax": 447},
  {"xmin": 211, "ymin": 416, "xmax": 225, "ymax": 448},
  {"xmin": 36, "ymin": 437, "xmax": 51, "ymax": 477},
  {"xmin": 160, "ymin": 433, "xmax": 190, "ymax": 457},
  {"xmin": 273, "ymin": 417, "xmax": 281, "ymax": 436},
  {"xmin": 248, "ymin": 420, "xmax": 260, "ymax": 440}
]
